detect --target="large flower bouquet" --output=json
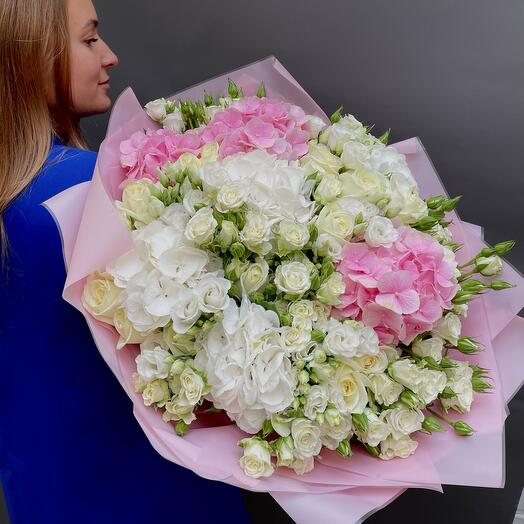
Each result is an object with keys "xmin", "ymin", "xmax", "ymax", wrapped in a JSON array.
[{"xmin": 46, "ymin": 57, "xmax": 524, "ymax": 523}]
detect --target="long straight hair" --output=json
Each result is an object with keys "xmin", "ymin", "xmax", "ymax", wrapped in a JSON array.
[{"xmin": 0, "ymin": 0, "xmax": 86, "ymax": 263}]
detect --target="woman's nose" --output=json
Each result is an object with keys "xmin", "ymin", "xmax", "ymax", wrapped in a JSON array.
[{"xmin": 101, "ymin": 39, "xmax": 119, "ymax": 69}]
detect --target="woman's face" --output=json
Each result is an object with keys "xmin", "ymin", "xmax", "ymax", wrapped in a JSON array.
[{"xmin": 67, "ymin": 0, "xmax": 118, "ymax": 117}]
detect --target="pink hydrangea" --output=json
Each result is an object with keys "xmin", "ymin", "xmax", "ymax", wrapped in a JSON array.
[
  {"xmin": 335, "ymin": 227, "xmax": 459, "ymax": 345},
  {"xmin": 120, "ymin": 97, "xmax": 313, "ymax": 181}
]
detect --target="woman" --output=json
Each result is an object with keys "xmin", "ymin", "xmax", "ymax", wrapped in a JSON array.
[{"xmin": 0, "ymin": 1, "xmax": 250, "ymax": 523}]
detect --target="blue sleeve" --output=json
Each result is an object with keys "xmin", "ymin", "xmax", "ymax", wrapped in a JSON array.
[{"xmin": 0, "ymin": 146, "xmax": 250, "ymax": 524}]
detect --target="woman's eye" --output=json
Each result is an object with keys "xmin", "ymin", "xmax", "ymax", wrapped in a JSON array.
[{"xmin": 86, "ymin": 37, "xmax": 99, "ymax": 46}]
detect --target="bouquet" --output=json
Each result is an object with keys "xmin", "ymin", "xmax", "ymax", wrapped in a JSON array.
[{"xmin": 46, "ymin": 57, "xmax": 524, "ymax": 523}]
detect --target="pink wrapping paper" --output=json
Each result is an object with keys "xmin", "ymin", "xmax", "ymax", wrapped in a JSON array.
[{"xmin": 44, "ymin": 56, "xmax": 524, "ymax": 523}]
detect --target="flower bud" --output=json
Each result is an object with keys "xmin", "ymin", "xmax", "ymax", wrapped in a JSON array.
[
  {"xmin": 330, "ymin": 106, "xmax": 343, "ymax": 124},
  {"xmin": 315, "ymin": 412, "xmax": 325, "ymax": 426},
  {"xmin": 256, "ymin": 83, "xmax": 266, "ymax": 98},
  {"xmin": 325, "ymin": 407, "xmax": 341, "ymax": 427},
  {"xmin": 298, "ymin": 370, "xmax": 310, "ymax": 385},
  {"xmin": 225, "ymin": 258, "xmax": 248, "ymax": 281},
  {"xmin": 313, "ymin": 349, "xmax": 327, "ymax": 364},
  {"xmin": 170, "ymin": 360, "xmax": 186, "ymax": 375},
  {"xmin": 295, "ymin": 360, "xmax": 306, "ymax": 371},
  {"xmin": 422, "ymin": 416, "xmax": 444, "ymax": 433},
  {"xmin": 230, "ymin": 242, "xmax": 246, "ymax": 259},
  {"xmin": 470, "ymin": 364, "xmax": 489, "ymax": 378},
  {"xmin": 299, "ymin": 383, "xmax": 311, "ymax": 395},
  {"xmin": 489, "ymin": 280, "xmax": 514, "ymax": 291},
  {"xmin": 227, "ymin": 78, "xmax": 240, "ymax": 98},
  {"xmin": 364, "ymin": 444, "xmax": 380, "ymax": 457},
  {"xmin": 400, "ymin": 389, "xmax": 423, "ymax": 409},
  {"xmin": 439, "ymin": 357, "xmax": 457, "ymax": 369},
  {"xmin": 456, "ymin": 337, "xmax": 480, "ymax": 354},
  {"xmin": 441, "ymin": 195, "xmax": 461, "ymax": 212},
  {"xmin": 440, "ymin": 386, "xmax": 456, "ymax": 399},
  {"xmin": 475, "ymin": 255, "xmax": 502, "ymax": 276},
  {"xmin": 175, "ymin": 420, "xmax": 190, "ymax": 436},
  {"xmin": 311, "ymin": 329, "xmax": 326, "ymax": 343},
  {"xmin": 352, "ymin": 413, "xmax": 368, "ymax": 434},
  {"xmin": 472, "ymin": 377, "xmax": 492, "ymax": 393},
  {"xmin": 203, "ymin": 91, "xmax": 214, "ymax": 107},
  {"xmin": 426, "ymin": 195, "xmax": 446, "ymax": 209},
  {"xmin": 453, "ymin": 421, "xmax": 474, "ymax": 436},
  {"xmin": 279, "ymin": 312, "xmax": 293, "ymax": 327},
  {"xmin": 460, "ymin": 279, "xmax": 486, "ymax": 294},
  {"xmin": 217, "ymin": 220, "xmax": 238, "ymax": 249},
  {"xmin": 336, "ymin": 439, "xmax": 352, "ymax": 457}
]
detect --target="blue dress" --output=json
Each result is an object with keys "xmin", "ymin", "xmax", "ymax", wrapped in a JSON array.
[{"xmin": 0, "ymin": 137, "xmax": 250, "ymax": 524}]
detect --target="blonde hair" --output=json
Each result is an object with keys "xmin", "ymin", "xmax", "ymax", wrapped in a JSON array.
[{"xmin": 0, "ymin": 0, "xmax": 86, "ymax": 263}]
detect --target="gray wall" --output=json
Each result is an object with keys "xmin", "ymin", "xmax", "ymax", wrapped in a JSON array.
[{"xmin": 3, "ymin": 1, "xmax": 522, "ymax": 523}]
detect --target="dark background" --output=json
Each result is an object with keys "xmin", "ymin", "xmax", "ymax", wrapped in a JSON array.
[{"xmin": 2, "ymin": 0, "xmax": 523, "ymax": 522}]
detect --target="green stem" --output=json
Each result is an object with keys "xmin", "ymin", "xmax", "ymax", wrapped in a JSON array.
[
  {"xmin": 427, "ymin": 407, "xmax": 454, "ymax": 427},
  {"xmin": 458, "ymin": 269, "xmax": 477, "ymax": 282},
  {"xmin": 458, "ymin": 258, "xmax": 477, "ymax": 270}
]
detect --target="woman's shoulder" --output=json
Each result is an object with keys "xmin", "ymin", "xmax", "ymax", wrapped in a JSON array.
[
  {"xmin": 5, "ymin": 139, "xmax": 97, "ymax": 226},
  {"xmin": 25, "ymin": 139, "xmax": 97, "ymax": 204}
]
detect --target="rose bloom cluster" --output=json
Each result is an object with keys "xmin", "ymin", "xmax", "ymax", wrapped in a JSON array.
[{"xmin": 82, "ymin": 89, "xmax": 501, "ymax": 479}]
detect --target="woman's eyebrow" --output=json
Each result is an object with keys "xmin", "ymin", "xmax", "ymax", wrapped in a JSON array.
[{"xmin": 82, "ymin": 19, "xmax": 99, "ymax": 31}]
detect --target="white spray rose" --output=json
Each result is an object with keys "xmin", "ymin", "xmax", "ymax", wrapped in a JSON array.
[
  {"xmin": 349, "ymin": 351, "xmax": 389, "ymax": 375},
  {"xmin": 290, "ymin": 456, "xmax": 315, "ymax": 475},
  {"xmin": 163, "ymin": 396, "xmax": 196, "ymax": 425},
  {"xmin": 291, "ymin": 418, "xmax": 322, "ymax": 459},
  {"xmin": 275, "ymin": 261, "xmax": 311, "ymax": 296},
  {"xmin": 323, "ymin": 322, "xmax": 360, "ymax": 361},
  {"xmin": 113, "ymin": 308, "xmax": 147, "ymax": 349},
  {"xmin": 305, "ymin": 115, "xmax": 328, "ymax": 139},
  {"xmin": 314, "ymin": 174, "xmax": 343, "ymax": 204},
  {"xmin": 274, "ymin": 436, "xmax": 295, "ymax": 467},
  {"xmin": 412, "ymin": 336, "xmax": 444, "ymax": 362},
  {"xmin": 357, "ymin": 409, "xmax": 391, "ymax": 447},
  {"xmin": 142, "ymin": 379, "xmax": 170, "ymax": 407},
  {"xmin": 320, "ymin": 413, "xmax": 353, "ymax": 450},
  {"xmin": 179, "ymin": 367, "xmax": 205, "ymax": 406},
  {"xmin": 82, "ymin": 272, "xmax": 122, "ymax": 324},
  {"xmin": 316, "ymin": 272, "xmax": 345, "ymax": 306},
  {"xmin": 431, "ymin": 313, "xmax": 462, "ymax": 346},
  {"xmin": 369, "ymin": 373, "xmax": 404, "ymax": 406},
  {"xmin": 184, "ymin": 207, "xmax": 217, "ymax": 245},
  {"xmin": 116, "ymin": 180, "xmax": 165, "ymax": 227},
  {"xmin": 383, "ymin": 407, "xmax": 424, "ymax": 439},
  {"xmin": 417, "ymin": 369, "xmax": 447, "ymax": 404},
  {"xmin": 304, "ymin": 385, "xmax": 329, "ymax": 421},
  {"xmin": 364, "ymin": 216, "xmax": 399, "ymax": 248},
  {"xmin": 182, "ymin": 189, "xmax": 212, "ymax": 214},
  {"xmin": 239, "ymin": 438, "xmax": 274, "ymax": 478},
  {"xmin": 316, "ymin": 202, "xmax": 355, "ymax": 241},
  {"xmin": 300, "ymin": 142, "xmax": 344, "ymax": 176},
  {"xmin": 196, "ymin": 274, "xmax": 231, "ymax": 313},
  {"xmin": 440, "ymin": 360, "xmax": 474, "ymax": 413},
  {"xmin": 281, "ymin": 325, "xmax": 311, "ymax": 352},
  {"xmin": 144, "ymin": 98, "xmax": 167, "ymax": 122},
  {"xmin": 240, "ymin": 258, "xmax": 269, "ymax": 294},
  {"xmin": 339, "ymin": 167, "xmax": 389, "ymax": 205},
  {"xmin": 215, "ymin": 182, "xmax": 247, "ymax": 213},
  {"xmin": 240, "ymin": 211, "xmax": 272, "ymax": 255},
  {"xmin": 135, "ymin": 346, "xmax": 171, "ymax": 381},
  {"xmin": 379, "ymin": 435, "xmax": 418, "ymax": 460},
  {"xmin": 163, "ymin": 109, "xmax": 186, "ymax": 133},
  {"xmin": 277, "ymin": 220, "xmax": 310, "ymax": 253},
  {"xmin": 329, "ymin": 365, "xmax": 368, "ymax": 415}
]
